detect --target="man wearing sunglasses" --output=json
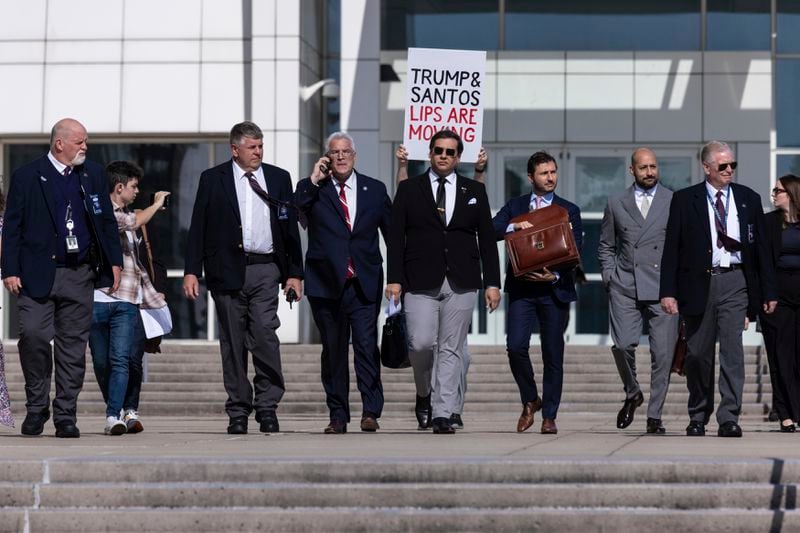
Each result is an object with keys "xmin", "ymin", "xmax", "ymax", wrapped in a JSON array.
[
  {"xmin": 386, "ymin": 130, "xmax": 501, "ymax": 434},
  {"xmin": 660, "ymin": 140, "xmax": 776, "ymax": 438},
  {"xmin": 295, "ymin": 132, "xmax": 391, "ymax": 434}
]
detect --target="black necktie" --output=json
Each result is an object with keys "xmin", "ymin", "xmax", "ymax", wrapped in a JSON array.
[
  {"xmin": 714, "ymin": 190, "xmax": 741, "ymax": 252},
  {"xmin": 436, "ymin": 177, "xmax": 446, "ymax": 225}
]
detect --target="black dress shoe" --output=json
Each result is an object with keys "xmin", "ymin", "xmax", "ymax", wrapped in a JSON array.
[
  {"xmin": 449, "ymin": 413, "xmax": 464, "ymax": 430},
  {"xmin": 227, "ymin": 416, "xmax": 248, "ymax": 435},
  {"xmin": 415, "ymin": 394, "xmax": 432, "ymax": 430},
  {"xmin": 54, "ymin": 422, "xmax": 80, "ymax": 439},
  {"xmin": 686, "ymin": 420, "xmax": 706, "ymax": 437},
  {"xmin": 616, "ymin": 391, "xmax": 644, "ymax": 429},
  {"xmin": 717, "ymin": 421, "xmax": 742, "ymax": 438},
  {"xmin": 259, "ymin": 413, "xmax": 280, "ymax": 433},
  {"xmin": 781, "ymin": 422, "xmax": 796, "ymax": 433},
  {"xmin": 646, "ymin": 417, "xmax": 666, "ymax": 434},
  {"xmin": 21, "ymin": 411, "xmax": 50, "ymax": 436},
  {"xmin": 324, "ymin": 419, "xmax": 347, "ymax": 434},
  {"xmin": 432, "ymin": 417, "xmax": 455, "ymax": 434}
]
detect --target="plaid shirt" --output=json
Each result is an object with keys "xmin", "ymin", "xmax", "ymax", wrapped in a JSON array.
[{"xmin": 100, "ymin": 203, "xmax": 166, "ymax": 310}]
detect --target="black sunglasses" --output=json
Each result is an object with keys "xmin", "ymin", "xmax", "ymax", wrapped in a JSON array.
[
  {"xmin": 716, "ymin": 161, "xmax": 738, "ymax": 171},
  {"xmin": 433, "ymin": 147, "xmax": 457, "ymax": 157}
]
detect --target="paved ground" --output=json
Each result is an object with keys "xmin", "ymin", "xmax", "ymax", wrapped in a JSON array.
[{"xmin": 1, "ymin": 413, "xmax": 799, "ymax": 462}]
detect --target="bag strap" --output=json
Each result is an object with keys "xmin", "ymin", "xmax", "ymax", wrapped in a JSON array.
[{"xmin": 140, "ymin": 223, "xmax": 156, "ymax": 281}]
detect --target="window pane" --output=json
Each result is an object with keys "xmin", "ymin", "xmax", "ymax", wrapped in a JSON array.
[
  {"xmin": 165, "ymin": 278, "xmax": 209, "ymax": 339},
  {"xmin": 382, "ymin": 0, "xmax": 499, "ymax": 51},
  {"xmin": 504, "ymin": 156, "xmax": 529, "ymax": 200},
  {"xmin": 580, "ymin": 219, "xmax": 602, "ymax": 274},
  {"xmin": 777, "ymin": 60, "xmax": 800, "ymax": 147},
  {"xmin": 707, "ymin": 0, "xmax": 770, "ymax": 51},
  {"xmin": 778, "ymin": 0, "xmax": 800, "ymax": 54},
  {"xmin": 777, "ymin": 154, "xmax": 800, "ymax": 177},
  {"xmin": 576, "ymin": 281, "xmax": 609, "ymax": 334},
  {"xmin": 505, "ymin": 1, "xmax": 700, "ymax": 51},
  {"xmin": 658, "ymin": 157, "xmax": 694, "ymax": 192},
  {"xmin": 574, "ymin": 156, "xmax": 627, "ymax": 212}
]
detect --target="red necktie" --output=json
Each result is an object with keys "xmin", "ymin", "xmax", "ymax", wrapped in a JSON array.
[
  {"xmin": 63, "ymin": 166, "xmax": 72, "ymax": 176},
  {"xmin": 714, "ymin": 190, "xmax": 741, "ymax": 252},
  {"xmin": 338, "ymin": 182, "xmax": 355, "ymax": 279}
]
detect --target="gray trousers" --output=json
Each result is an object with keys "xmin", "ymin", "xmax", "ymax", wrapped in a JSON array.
[
  {"xmin": 405, "ymin": 278, "xmax": 475, "ymax": 419},
  {"xmin": 212, "ymin": 262, "xmax": 284, "ymax": 419},
  {"xmin": 17, "ymin": 264, "xmax": 94, "ymax": 425},
  {"xmin": 684, "ymin": 269, "xmax": 748, "ymax": 425},
  {"xmin": 608, "ymin": 289, "xmax": 678, "ymax": 419}
]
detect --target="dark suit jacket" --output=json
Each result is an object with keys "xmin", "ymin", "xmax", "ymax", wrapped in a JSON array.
[
  {"xmin": 184, "ymin": 160, "xmax": 303, "ymax": 292},
  {"xmin": 660, "ymin": 181, "xmax": 776, "ymax": 320},
  {"xmin": 1, "ymin": 156, "xmax": 122, "ymax": 298},
  {"xmin": 295, "ymin": 171, "xmax": 391, "ymax": 302},
  {"xmin": 492, "ymin": 193, "xmax": 583, "ymax": 303},
  {"xmin": 764, "ymin": 209, "xmax": 786, "ymax": 268},
  {"xmin": 387, "ymin": 171, "xmax": 500, "ymax": 292}
]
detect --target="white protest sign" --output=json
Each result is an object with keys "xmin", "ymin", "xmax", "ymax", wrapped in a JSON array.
[{"xmin": 403, "ymin": 47, "xmax": 486, "ymax": 163}]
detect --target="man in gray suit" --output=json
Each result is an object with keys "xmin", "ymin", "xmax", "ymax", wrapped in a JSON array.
[{"xmin": 598, "ymin": 148, "xmax": 678, "ymax": 434}]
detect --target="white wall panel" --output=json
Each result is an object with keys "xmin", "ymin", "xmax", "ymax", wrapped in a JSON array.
[
  {"xmin": 252, "ymin": 37, "xmax": 276, "ymax": 60},
  {"xmin": 275, "ymin": 2, "xmax": 300, "ymax": 36},
  {"xmin": 121, "ymin": 64, "xmax": 200, "ymax": 132},
  {"xmin": 497, "ymin": 73, "xmax": 565, "ymax": 142},
  {"xmin": 47, "ymin": 0, "xmax": 122, "ymax": 40},
  {"xmin": 201, "ymin": 0, "xmax": 243, "ymax": 39},
  {"xmin": 43, "ymin": 64, "xmax": 121, "ymax": 133},
  {"xmin": 704, "ymin": 73, "xmax": 770, "ymax": 142},
  {"xmin": 635, "ymin": 74, "xmax": 702, "ymax": 143},
  {"xmin": 200, "ymin": 63, "xmax": 244, "ymax": 131},
  {"xmin": 123, "ymin": 0, "xmax": 201, "ymax": 39},
  {"xmin": 123, "ymin": 40, "xmax": 200, "ymax": 63},
  {"xmin": 736, "ymin": 142, "xmax": 770, "ymax": 199},
  {"xmin": 46, "ymin": 40, "xmax": 121, "ymax": 64},
  {"xmin": 0, "ymin": 1, "xmax": 46, "ymax": 40},
  {"xmin": 340, "ymin": 59, "xmax": 379, "ymax": 131},
  {"xmin": 251, "ymin": 0, "xmax": 276, "ymax": 36},
  {"xmin": 274, "ymin": 60, "xmax": 300, "ymax": 131},
  {"xmin": 0, "ymin": 42, "xmax": 45, "ymax": 64},
  {"xmin": 251, "ymin": 60, "xmax": 276, "ymax": 131},
  {"xmin": 201, "ymin": 40, "xmax": 243, "ymax": 63},
  {"xmin": 0, "ymin": 65, "xmax": 44, "ymax": 134},
  {"xmin": 566, "ymin": 75, "xmax": 633, "ymax": 142}
]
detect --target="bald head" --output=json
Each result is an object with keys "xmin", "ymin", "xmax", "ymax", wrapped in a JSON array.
[
  {"xmin": 629, "ymin": 147, "xmax": 659, "ymax": 190},
  {"xmin": 50, "ymin": 118, "xmax": 88, "ymax": 167}
]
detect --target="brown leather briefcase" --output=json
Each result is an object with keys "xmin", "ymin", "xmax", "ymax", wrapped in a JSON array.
[{"xmin": 504, "ymin": 205, "xmax": 580, "ymax": 276}]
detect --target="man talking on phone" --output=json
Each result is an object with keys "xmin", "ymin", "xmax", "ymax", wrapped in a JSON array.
[{"xmin": 295, "ymin": 132, "xmax": 391, "ymax": 434}]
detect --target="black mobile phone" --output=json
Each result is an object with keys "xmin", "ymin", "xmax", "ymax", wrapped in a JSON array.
[
  {"xmin": 286, "ymin": 288, "xmax": 298, "ymax": 309},
  {"xmin": 319, "ymin": 156, "xmax": 332, "ymax": 177},
  {"xmin": 150, "ymin": 193, "xmax": 171, "ymax": 208}
]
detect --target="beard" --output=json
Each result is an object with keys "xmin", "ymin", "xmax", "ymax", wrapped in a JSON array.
[{"xmin": 71, "ymin": 153, "xmax": 86, "ymax": 166}]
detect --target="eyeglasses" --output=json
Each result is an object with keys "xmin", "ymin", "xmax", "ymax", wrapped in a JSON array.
[
  {"xmin": 716, "ymin": 162, "xmax": 738, "ymax": 172},
  {"xmin": 328, "ymin": 149, "xmax": 354, "ymax": 158},
  {"xmin": 432, "ymin": 147, "xmax": 457, "ymax": 157},
  {"xmin": 772, "ymin": 187, "xmax": 787, "ymax": 196}
]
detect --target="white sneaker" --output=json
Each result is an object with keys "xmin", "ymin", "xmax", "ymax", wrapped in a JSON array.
[
  {"xmin": 122, "ymin": 409, "xmax": 143, "ymax": 434},
  {"xmin": 104, "ymin": 416, "xmax": 127, "ymax": 436}
]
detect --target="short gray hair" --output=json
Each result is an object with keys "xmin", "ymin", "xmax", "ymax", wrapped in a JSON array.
[
  {"xmin": 325, "ymin": 131, "xmax": 356, "ymax": 153},
  {"xmin": 230, "ymin": 121, "xmax": 263, "ymax": 146},
  {"xmin": 700, "ymin": 140, "xmax": 733, "ymax": 165}
]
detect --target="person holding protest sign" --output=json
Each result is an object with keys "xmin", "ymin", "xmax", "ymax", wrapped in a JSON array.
[
  {"xmin": 386, "ymin": 131, "xmax": 500, "ymax": 434},
  {"xmin": 394, "ymin": 143, "xmax": 487, "ymax": 431}
]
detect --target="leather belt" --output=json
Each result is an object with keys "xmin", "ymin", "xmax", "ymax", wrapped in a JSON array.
[
  {"xmin": 244, "ymin": 253, "xmax": 274, "ymax": 265},
  {"xmin": 710, "ymin": 264, "xmax": 742, "ymax": 276}
]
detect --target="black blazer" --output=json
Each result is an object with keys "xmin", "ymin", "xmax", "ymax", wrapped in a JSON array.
[
  {"xmin": 295, "ymin": 171, "xmax": 390, "ymax": 302},
  {"xmin": 492, "ymin": 193, "xmax": 583, "ymax": 303},
  {"xmin": 387, "ymin": 171, "xmax": 500, "ymax": 292},
  {"xmin": 764, "ymin": 209, "xmax": 786, "ymax": 268},
  {"xmin": 660, "ymin": 181, "xmax": 776, "ymax": 320},
  {"xmin": 184, "ymin": 160, "xmax": 303, "ymax": 292},
  {"xmin": 1, "ymin": 156, "xmax": 122, "ymax": 298}
]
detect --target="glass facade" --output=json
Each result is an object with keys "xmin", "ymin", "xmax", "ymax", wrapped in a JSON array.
[
  {"xmin": 382, "ymin": 0, "xmax": 499, "ymax": 50},
  {"xmin": 777, "ymin": 60, "xmax": 800, "ymax": 147},
  {"xmin": 706, "ymin": 0, "xmax": 770, "ymax": 50},
  {"xmin": 777, "ymin": 0, "xmax": 800, "ymax": 53}
]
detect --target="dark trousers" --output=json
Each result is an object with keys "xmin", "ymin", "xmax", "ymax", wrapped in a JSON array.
[
  {"xmin": 684, "ymin": 269, "xmax": 748, "ymax": 425},
  {"xmin": 506, "ymin": 289, "xmax": 570, "ymax": 420},
  {"xmin": 212, "ymin": 262, "xmax": 284, "ymax": 420},
  {"xmin": 308, "ymin": 278, "xmax": 384, "ymax": 423},
  {"xmin": 124, "ymin": 314, "xmax": 146, "ymax": 412},
  {"xmin": 17, "ymin": 264, "xmax": 94, "ymax": 425},
  {"xmin": 760, "ymin": 269, "xmax": 800, "ymax": 422}
]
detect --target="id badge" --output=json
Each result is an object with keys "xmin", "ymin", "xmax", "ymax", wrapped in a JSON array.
[
  {"xmin": 90, "ymin": 194, "xmax": 102, "ymax": 215},
  {"xmin": 66, "ymin": 235, "xmax": 79, "ymax": 253},
  {"xmin": 278, "ymin": 205, "xmax": 289, "ymax": 220},
  {"xmin": 720, "ymin": 252, "xmax": 731, "ymax": 268}
]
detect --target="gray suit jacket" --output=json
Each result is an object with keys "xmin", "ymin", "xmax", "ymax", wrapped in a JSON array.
[{"xmin": 598, "ymin": 183, "xmax": 673, "ymax": 301}]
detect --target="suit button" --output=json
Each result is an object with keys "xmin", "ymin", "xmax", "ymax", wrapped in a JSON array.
[
  {"xmin": 443, "ymin": 231, "xmax": 447, "ymax": 235},
  {"xmin": 654, "ymin": 264, "xmax": 658, "ymax": 268},
  {"xmin": 51, "ymin": 255, "xmax": 56, "ymax": 260},
  {"xmin": 444, "ymin": 248, "xmax": 449, "ymax": 253},
  {"xmin": 238, "ymin": 244, "xmax": 243, "ymax": 249}
]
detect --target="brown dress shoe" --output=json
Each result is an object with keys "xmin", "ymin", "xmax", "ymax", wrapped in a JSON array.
[
  {"xmin": 541, "ymin": 418, "xmax": 558, "ymax": 434},
  {"xmin": 517, "ymin": 397, "xmax": 542, "ymax": 433},
  {"xmin": 360, "ymin": 413, "xmax": 380, "ymax": 432},
  {"xmin": 324, "ymin": 420, "xmax": 347, "ymax": 434}
]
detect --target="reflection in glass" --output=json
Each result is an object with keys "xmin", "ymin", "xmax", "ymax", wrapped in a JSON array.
[
  {"xmin": 580, "ymin": 220, "xmax": 602, "ymax": 274},
  {"xmin": 576, "ymin": 281, "xmax": 610, "ymax": 334},
  {"xmin": 658, "ymin": 157, "xmax": 694, "ymax": 192},
  {"xmin": 504, "ymin": 156, "xmax": 530, "ymax": 200},
  {"xmin": 777, "ymin": 60, "xmax": 800, "ymax": 147},
  {"xmin": 382, "ymin": 0, "xmax": 499, "ymax": 51},
  {"xmin": 574, "ymin": 156, "xmax": 626, "ymax": 212},
  {"xmin": 777, "ymin": 155, "xmax": 800, "ymax": 178},
  {"xmin": 505, "ymin": 0, "xmax": 700, "ymax": 51},
  {"xmin": 707, "ymin": 0, "xmax": 770, "ymax": 50},
  {"xmin": 778, "ymin": 0, "xmax": 800, "ymax": 54}
]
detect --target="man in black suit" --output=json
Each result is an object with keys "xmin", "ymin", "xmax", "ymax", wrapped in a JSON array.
[
  {"xmin": 386, "ymin": 130, "xmax": 501, "ymax": 434},
  {"xmin": 492, "ymin": 151, "xmax": 583, "ymax": 435},
  {"xmin": 660, "ymin": 140, "xmax": 776, "ymax": 437},
  {"xmin": 2, "ymin": 117, "xmax": 123, "ymax": 438},
  {"xmin": 296, "ymin": 132, "xmax": 391, "ymax": 434},
  {"xmin": 184, "ymin": 121, "xmax": 303, "ymax": 435}
]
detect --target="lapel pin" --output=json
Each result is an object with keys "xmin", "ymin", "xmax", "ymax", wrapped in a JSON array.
[
  {"xmin": 40, "ymin": 176, "xmax": 47, "ymax": 182},
  {"xmin": 460, "ymin": 186, "xmax": 466, "ymax": 193},
  {"xmin": 363, "ymin": 186, "xmax": 367, "ymax": 191}
]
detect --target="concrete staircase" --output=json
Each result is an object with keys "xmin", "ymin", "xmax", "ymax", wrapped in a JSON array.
[
  {"xmin": 2, "ymin": 343, "xmax": 771, "ymax": 418},
  {"xmin": 1, "ymin": 457, "xmax": 799, "ymax": 531}
]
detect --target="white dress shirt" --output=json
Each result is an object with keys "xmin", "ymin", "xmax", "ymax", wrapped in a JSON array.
[
  {"xmin": 704, "ymin": 181, "xmax": 741, "ymax": 267},
  {"xmin": 634, "ymin": 183, "xmax": 657, "ymax": 213},
  {"xmin": 233, "ymin": 161, "xmax": 273, "ymax": 254},
  {"xmin": 334, "ymin": 172, "xmax": 357, "ymax": 228},
  {"xmin": 429, "ymin": 168, "xmax": 457, "ymax": 225}
]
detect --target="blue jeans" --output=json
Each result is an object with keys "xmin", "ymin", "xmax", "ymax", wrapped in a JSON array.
[
  {"xmin": 124, "ymin": 314, "xmax": 146, "ymax": 412},
  {"xmin": 89, "ymin": 301, "xmax": 138, "ymax": 417}
]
